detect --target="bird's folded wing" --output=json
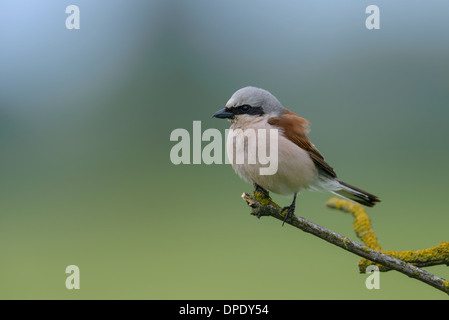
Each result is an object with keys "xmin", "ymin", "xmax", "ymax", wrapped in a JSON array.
[{"xmin": 268, "ymin": 110, "xmax": 337, "ymax": 178}]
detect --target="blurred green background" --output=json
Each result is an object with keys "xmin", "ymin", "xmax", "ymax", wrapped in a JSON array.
[{"xmin": 1, "ymin": 0, "xmax": 448, "ymax": 299}]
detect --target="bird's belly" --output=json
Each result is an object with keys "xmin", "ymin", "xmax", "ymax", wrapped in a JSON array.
[{"xmin": 229, "ymin": 132, "xmax": 318, "ymax": 195}]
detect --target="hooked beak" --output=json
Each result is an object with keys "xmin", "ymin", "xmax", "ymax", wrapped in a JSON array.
[{"xmin": 212, "ymin": 108, "xmax": 234, "ymax": 119}]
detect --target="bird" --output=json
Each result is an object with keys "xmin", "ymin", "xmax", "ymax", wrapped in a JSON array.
[{"xmin": 213, "ymin": 86, "xmax": 380, "ymax": 225}]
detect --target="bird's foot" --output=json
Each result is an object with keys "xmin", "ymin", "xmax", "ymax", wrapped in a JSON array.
[
  {"xmin": 253, "ymin": 183, "xmax": 271, "ymax": 199},
  {"xmin": 281, "ymin": 204, "xmax": 296, "ymax": 226},
  {"xmin": 281, "ymin": 192, "xmax": 298, "ymax": 226}
]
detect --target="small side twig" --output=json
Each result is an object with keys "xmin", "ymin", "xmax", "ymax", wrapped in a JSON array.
[
  {"xmin": 326, "ymin": 197, "xmax": 449, "ymax": 272},
  {"xmin": 242, "ymin": 192, "xmax": 449, "ymax": 296}
]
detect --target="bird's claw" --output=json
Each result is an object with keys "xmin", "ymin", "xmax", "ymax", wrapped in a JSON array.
[
  {"xmin": 281, "ymin": 205, "xmax": 296, "ymax": 226},
  {"xmin": 253, "ymin": 183, "xmax": 271, "ymax": 199}
]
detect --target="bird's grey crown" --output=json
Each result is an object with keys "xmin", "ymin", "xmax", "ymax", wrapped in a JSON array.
[{"xmin": 226, "ymin": 86, "xmax": 286, "ymax": 116}]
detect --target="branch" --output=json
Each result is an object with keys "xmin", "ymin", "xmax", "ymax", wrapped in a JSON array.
[
  {"xmin": 242, "ymin": 192, "xmax": 449, "ymax": 296},
  {"xmin": 326, "ymin": 197, "xmax": 449, "ymax": 272}
]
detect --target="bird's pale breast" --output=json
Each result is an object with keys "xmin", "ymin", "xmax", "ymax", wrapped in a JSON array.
[{"xmin": 227, "ymin": 117, "xmax": 318, "ymax": 195}]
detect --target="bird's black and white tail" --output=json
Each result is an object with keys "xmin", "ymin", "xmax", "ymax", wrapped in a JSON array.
[{"xmin": 333, "ymin": 180, "xmax": 380, "ymax": 207}]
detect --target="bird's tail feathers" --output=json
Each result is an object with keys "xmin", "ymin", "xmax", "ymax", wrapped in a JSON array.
[{"xmin": 332, "ymin": 180, "xmax": 380, "ymax": 207}]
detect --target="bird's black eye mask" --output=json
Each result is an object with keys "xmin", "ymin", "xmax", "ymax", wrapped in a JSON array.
[{"xmin": 226, "ymin": 104, "xmax": 264, "ymax": 116}]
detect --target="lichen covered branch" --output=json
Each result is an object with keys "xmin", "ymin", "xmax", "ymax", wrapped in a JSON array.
[
  {"xmin": 326, "ymin": 197, "xmax": 449, "ymax": 272},
  {"xmin": 242, "ymin": 192, "xmax": 449, "ymax": 295}
]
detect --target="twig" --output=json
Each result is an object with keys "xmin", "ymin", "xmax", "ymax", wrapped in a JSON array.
[
  {"xmin": 326, "ymin": 197, "xmax": 449, "ymax": 272},
  {"xmin": 242, "ymin": 192, "xmax": 449, "ymax": 296}
]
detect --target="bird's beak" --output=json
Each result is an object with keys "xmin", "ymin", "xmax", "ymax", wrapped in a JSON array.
[{"xmin": 212, "ymin": 108, "xmax": 234, "ymax": 119}]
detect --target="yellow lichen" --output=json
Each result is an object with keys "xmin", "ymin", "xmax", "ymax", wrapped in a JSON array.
[
  {"xmin": 254, "ymin": 191, "xmax": 277, "ymax": 207},
  {"xmin": 326, "ymin": 197, "xmax": 449, "ymax": 273},
  {"xmin": 443, "ymin": 280, "xmax": 449, "ymax": 293}
]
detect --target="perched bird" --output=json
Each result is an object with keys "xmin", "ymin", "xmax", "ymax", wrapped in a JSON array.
[{"xmin": 213, "ymin": 86, "xmax": 380, "ymax": 224}]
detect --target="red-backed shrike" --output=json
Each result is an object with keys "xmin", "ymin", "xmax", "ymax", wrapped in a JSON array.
[{"xmin": 213, "ymin": 86, "xmax": 380, "ymax": 224}]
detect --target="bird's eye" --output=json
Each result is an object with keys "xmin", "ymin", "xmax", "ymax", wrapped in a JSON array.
[{"xmin": 240, "ymin": 105, "xmax": 250, "ymax": 112}]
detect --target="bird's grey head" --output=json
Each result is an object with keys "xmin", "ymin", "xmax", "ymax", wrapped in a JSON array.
[{"xmin": 213, "ymin": 86, "xmax": 285, "ymax": 121}]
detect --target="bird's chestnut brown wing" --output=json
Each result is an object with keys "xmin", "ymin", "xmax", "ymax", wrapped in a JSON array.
[{"xmin": 268, "ymin": 110, "xmax": 337, "ymax": 179}]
